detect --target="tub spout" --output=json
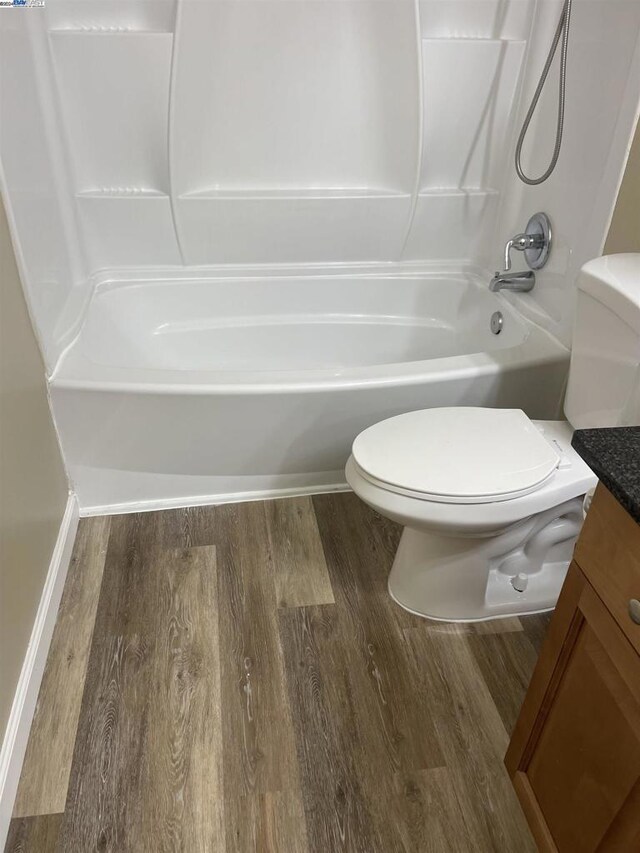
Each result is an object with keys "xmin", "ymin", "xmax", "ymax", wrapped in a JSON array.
[{"xmin": 489, "ymin": 269, "xmax": 535, "ymax": 293}]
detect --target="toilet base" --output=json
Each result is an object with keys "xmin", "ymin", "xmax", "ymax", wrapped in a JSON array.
[{"xmin": 388, "ymin": 498, "xmax": 584, "ymax": 622}]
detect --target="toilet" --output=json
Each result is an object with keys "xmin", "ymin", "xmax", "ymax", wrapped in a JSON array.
[{"xmin": 346, "ymin": 255, "xmax": 640, "ymax": 622}]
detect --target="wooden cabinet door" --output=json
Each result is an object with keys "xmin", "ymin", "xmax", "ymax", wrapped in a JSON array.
[{"xmin": 505, "ymin": 562, "xmax": 640, "ymax": 852}]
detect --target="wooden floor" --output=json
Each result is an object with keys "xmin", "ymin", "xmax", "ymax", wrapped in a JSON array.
[{"xmin": 6, "ymin": 493, "xmax": 549, "ymax": 852}]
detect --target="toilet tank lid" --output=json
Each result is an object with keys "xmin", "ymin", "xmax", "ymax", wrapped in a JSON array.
[
  {"xmin": 352, "ymin": 408, "xmax": 561, "ymax": 502},
  {"xmin": 578, "ymin": 254, "xmax": 640, "ymax": 336}
]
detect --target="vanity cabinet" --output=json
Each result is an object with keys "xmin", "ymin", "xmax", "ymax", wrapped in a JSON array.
[{"xmin": 506, "ymin": 483, "xmax": 640, "ymax": 852}]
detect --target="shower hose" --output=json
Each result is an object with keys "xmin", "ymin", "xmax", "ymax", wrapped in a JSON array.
[{"xmin": 515, "ymin": 0, "xmax": 574, "ymax": 185}]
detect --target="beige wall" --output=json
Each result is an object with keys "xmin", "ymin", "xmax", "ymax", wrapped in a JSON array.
[
  {"xmin": 605, "ymin": 117, "xmax": 640, "ymax": 254},
  {"xmin": 0, "ymin": 194, "xmax": 68, "ymax": 741}
]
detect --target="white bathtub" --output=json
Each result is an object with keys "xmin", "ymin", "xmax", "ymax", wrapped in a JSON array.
[{"xmin": 50, "ymin": 271, "xmax": 570, "ymax": 513}]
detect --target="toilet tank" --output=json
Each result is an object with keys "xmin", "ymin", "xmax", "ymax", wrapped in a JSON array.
[{"xmin": 564, "ymin": 254, "xmax": 640, "ymax": 429}]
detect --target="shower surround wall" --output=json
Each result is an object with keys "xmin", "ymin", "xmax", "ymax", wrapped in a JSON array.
[
  {"xmin": 1, "ymin": 0, "xmax": 639, "ymax": 510},
  {"xmin": 1, "ymin": 0, "xmax": 542, "ymax": 370}
]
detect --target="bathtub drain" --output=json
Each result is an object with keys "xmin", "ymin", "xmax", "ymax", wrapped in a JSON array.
[{"xmin": 490, "ymin": 311, "xmax": 504, "ymax": 335}]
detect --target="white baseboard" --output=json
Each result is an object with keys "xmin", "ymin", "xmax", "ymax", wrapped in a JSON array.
[
  {"xmin": 80, "ymin": 481, "xmax": 351, "ymax": 517},
  {"xmin": 0, "ymin": 494, "xmax": 79, "ymax": 847}
]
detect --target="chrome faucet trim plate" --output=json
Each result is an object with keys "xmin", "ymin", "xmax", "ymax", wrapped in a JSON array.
[{"xmin": 490, "ymin": 212, "xmax": 552, "ymax": 293}]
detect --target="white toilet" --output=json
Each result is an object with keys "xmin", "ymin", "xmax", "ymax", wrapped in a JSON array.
[{"xmin": 346, "ymin": 255, "xmax": 640, "ymax": 622}]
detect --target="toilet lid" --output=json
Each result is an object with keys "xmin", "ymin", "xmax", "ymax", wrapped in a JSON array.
[{"xmin": 352, "ymin": 408, "xmax": 561, "ymax": 504}]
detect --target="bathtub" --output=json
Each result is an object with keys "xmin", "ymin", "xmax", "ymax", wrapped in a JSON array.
[{"xmin": 50, "ymin": 271, "xmax": 570, "ymax": 513}]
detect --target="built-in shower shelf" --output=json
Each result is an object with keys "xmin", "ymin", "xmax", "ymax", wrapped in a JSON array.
[
  {"xmin": 45, "ymin": 0, "xmax": 176, "ymax": 35},
  {"xmin": 77, "ymin": 189, "xmax": 169, "ymax": 199},
  {"xmin": 423, "ymin": 36, "xmax": 524, "ymax": 43},
  {"xmin": 49, "ymin": 28, "xmax": 173, "ymax": 35},
  {"xmin": 49, "ymin": 28, "xmax": 173, "ymax": 38},
  {"xmin": 417, "ymin": 188, "xmax": 499, "ymax": 197},
  {"xmin": 180, "ymin": 188, "xmax": 411, "ymax": 201}
]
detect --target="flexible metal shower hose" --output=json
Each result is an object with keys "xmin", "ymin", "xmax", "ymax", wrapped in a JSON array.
[{"xmin": 515, "ymin": 0, "xmax": 573, "ymax": 185}]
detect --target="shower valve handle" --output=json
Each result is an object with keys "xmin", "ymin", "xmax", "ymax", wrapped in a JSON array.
[
  {"xmin": 504, "ymin": 233, "xmax": 544, "ymax": 271},
  {"xmin": 502, "ymin": 212, "xmax": 552, "ymax": 273}
]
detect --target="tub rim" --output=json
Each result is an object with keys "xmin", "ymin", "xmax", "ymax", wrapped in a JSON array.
[
  {"xmin": 50, "ymin": 324, "xmax": 568, "ymax": 395},
  {"xmin": 50, "ymin": 265, "xmax": 569, "ymax": 393}
]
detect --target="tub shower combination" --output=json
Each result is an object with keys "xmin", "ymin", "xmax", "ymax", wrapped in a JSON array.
[{"xmin": 2, "ymin": 0, "xmax": 640, "ymax": 514}]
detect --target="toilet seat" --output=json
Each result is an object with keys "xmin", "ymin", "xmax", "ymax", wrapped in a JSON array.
[
  {"xmin": 346, "ymin": 419, "xmax": 597, "ymax": 538},
  {"xmin": 352, "ymin": 408, "xmax": 561, "ymax": 504}
]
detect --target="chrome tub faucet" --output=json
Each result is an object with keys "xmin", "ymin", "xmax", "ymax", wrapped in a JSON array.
[
  {"xmin": 489, "ymin": 269, "xmax": 536, "ymax": 293},
  {"xmin": 490, "ymin": 212, "xmax": 552, "ymax": 293}
]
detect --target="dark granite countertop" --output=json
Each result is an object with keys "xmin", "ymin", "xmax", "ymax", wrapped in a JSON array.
[{"xmin": 572, "ymin": 427, "xmax": 640, "ymax": 523}]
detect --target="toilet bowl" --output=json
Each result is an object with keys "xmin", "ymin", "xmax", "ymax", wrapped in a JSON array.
[
  {"xmin": 346, "ymin": 413, "xmax": 595, "ymax": 621},
  {"xmin": 346, "ymin": 254, "xmax": 640, "ymax": 622}
]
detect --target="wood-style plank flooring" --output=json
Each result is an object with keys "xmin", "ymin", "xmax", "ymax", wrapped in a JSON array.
[{"xmin": 7, "ymin": 493, "xmax": 549, "ymax": 852}]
